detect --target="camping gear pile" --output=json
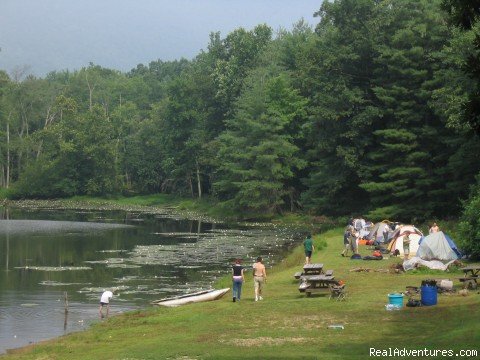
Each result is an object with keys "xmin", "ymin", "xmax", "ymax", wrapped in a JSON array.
[
  {"xmin": 360, "ymin": 219, "xmax": 462, "ymax": 266},
  {"xmin": 403, "ymin": 279, "xmax": 453, "ymax": 307}
]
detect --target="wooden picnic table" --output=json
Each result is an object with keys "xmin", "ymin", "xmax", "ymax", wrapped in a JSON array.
[
  {"xmin": 303, "ymin": 263, "xmax": 324, "ymax": 275},
  {"xmin": 462, "ymin": 265, "xmax": 480, "ymax": 277},
  {"xmin": 299, "ymin": 275, "xmax": 340, "ymax": 296},
  {"xmin": 460, "ymin": 265, "xmax": 480, "ymax": 289},
  {"xmin": 294, "ymin": 265, "xmax": 333, "ymax": 280}
]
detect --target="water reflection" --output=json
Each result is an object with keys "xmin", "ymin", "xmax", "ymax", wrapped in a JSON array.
[{"xmin": 0, "ymin": 206, "xmax": 296, "ymax": 353}]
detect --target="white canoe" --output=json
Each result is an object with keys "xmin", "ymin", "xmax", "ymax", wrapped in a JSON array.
[{"xmin": 152, "ymin": 288, "xmax": 230, "ymax": 307}]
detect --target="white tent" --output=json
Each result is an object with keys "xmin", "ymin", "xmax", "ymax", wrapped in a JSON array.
[
  {"xmin": 387, "ymin": 225, "xmax": 423, "ymax": 256},
  {"xmin": 367, "ymin": 222, "xmax": 390, "ymax": 243},
  {"xmin": 417, "ymin": 231, "xmax": 460, "ymax": 261},
  {"xmin": 353, "ymin": 218, "xmax": 371, "ymax": 238}
]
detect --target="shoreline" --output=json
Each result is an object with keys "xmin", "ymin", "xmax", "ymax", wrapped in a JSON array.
[
  {"xmin": 1, "ymin": 198, "xmax": 305, "ymax": 357},
  {"xmin": 2, "ymin": 198, "xmax": 218, "ymax": 223},
  {"xmin": 2, "ymin": 200, "xmax": 477, "ymax": 359},
  {"xmin": 2, "ymin": 234, "xmax": 479, "ymax": 359}
]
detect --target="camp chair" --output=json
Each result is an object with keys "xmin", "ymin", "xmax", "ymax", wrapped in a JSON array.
[{"xmin": 329, "ymin": 284, "xmax": 347, "ymax": 301}]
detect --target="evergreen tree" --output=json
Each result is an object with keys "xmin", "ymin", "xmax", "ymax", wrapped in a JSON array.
[
  {"xmin": 215, "ymin": 69, "xmax": 307, "ymax": 215},
  {"xmin": 360, "ymin": 0, "xmax": 456, "ymax": 220},
  {"xmin": 300, "ymin": 0, "xmax": 379, "ymax": 215}
]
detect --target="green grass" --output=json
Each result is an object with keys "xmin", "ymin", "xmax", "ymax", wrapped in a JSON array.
[{"xmin": 3, "ymin": 228, "xmax": 479, "ymax": 360}]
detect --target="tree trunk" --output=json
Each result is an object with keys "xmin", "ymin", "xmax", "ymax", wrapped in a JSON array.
[
  {"xmin": 85, "ymin": 73, "xmax": 96, "ymax": 111},
  {"xmin": 1, "ymin": 164, "xmax": 4, "ymax": 187},
  {"xmin": 114, "ymin": 138, "xmax": 120, "ymax": 188},
  {"xmin": 196, "ymin": 160, "xmax": 202, "ymax": 199},
  {"xmin": 36, "ymin": 140, "xmax": 43, "ymax": 159},
  {"xmin": 189, "ymin": 174, "xmax": 194, "ymax": 198},
  {"xmin": 289, "ymin": 188, "xmax": 294, "ymax": 212},
  {"xmin": 6, "ymin": 122, "xmax": 10, "ymax": 189}
]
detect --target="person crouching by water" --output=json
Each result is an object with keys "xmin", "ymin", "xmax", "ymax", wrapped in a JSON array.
[
  {"xmin": 232, "ymin": 259, "xmax": 245, "ymax": 302},
  {"xmin": 99, "ymin": 289, "xmax": 114, "ymax": 318},
  {"xmin": 253, "ymin": 257, "xmax": 267, "ymax": 301}
]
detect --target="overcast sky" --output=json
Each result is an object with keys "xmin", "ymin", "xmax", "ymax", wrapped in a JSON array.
[{"xmin": 0, "ymin": 0, "xmax": 321, "ymax": 77}]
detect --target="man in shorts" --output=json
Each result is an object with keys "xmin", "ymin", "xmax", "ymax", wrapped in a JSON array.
[
  {"xmin": 341, "ymin": 226, "xmax": 353, "ymax": 257},
  {"xmin": 303, "ymin": 234, "xmax": 315, "ymax": 264},
  {"xmin": 402, "ymin": 232, "xmax": 411, "ymax": 261},
  {"xmin": 99, "ymin": 289, "xmax": 114, "ymax": 318},
  {"xmin": 253, "ymin": 257, "xmax": 267, "ymax": 301}
]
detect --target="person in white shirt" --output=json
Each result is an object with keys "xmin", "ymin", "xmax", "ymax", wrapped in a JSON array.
[{"xmin": 99, "ymin": 289, "xmax": 114, "ymax": 318}]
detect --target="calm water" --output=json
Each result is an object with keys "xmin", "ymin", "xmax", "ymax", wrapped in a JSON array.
[{"xmin": 0, "ymin": 206, "xmax": 296, "ymax": 353}]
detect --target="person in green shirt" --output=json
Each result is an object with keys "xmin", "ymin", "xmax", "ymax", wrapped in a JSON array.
[{"xmin": 303, "ymin": 233, "xmax": 315, "ymax": 264}]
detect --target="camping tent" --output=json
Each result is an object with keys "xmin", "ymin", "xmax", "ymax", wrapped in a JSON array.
[
  {"xmin": 387, "ymin": 225, "xmax": 423, "ymax": 256},
  {"xmin": 366, "ymin": 222, "xmax": 391, "ymax": 244},
  {"xmin": 417, "ymin": 231, "xmax": 461, "ymax": 261},
  {"xmin": 353, "ymin": 218, "xmax": 371, "ymax": 238}
]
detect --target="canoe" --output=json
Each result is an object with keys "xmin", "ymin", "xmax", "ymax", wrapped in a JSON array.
[{"xmin": 151, "ymin": 288, "xmax": 230, "ymax": 307}]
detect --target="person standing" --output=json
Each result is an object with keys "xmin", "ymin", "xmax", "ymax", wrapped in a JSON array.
[
  {"xmin": 402, "ymin": 232, "xmax": 411, "ymax": 261},
  {"xmin": 253, "ymin": 257, "xmax": 267, "ymax": 301},
  {"xmin": 429, "ymin": 222, "xmax": 440, "ymax": 234},
  {"xmin": 99, "ymin": 289, "xmax": 114, "ymax": 318},
  {"xmin": 303, "ymin": 233, "xmax": 315, "ymax": 264},
  {"xmin": 382, "ymin": 223, "xmax": 391, "ymax": 243},
  {"xmin": 350, "ymin": 230, "xmax": 359, "ymax": 255},
  {"xmin": 341, "ymin": 226, "xmax": 353, "ymax": 257},
  {"xmin": 232, "ymin": 259, "xmax": 244, "ymax": 302}
]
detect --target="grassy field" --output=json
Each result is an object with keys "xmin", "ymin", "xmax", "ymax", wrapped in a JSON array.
[{"xmin": 2, "ymin": 228, "xmax": 480, "ymax": 360}]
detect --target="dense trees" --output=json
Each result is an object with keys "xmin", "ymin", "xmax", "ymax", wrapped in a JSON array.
[
  {"xmin": 1, "ymin": 0, "xmax": 479, "ymax": 228},
  {"xmin": 440, "ymin": 0, "xmax": 480, "ymax": 255}
]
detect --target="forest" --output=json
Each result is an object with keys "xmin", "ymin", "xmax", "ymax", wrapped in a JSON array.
[{"xmin": 1, "ymin": 0, "xmax": 480, "ymax": 250}]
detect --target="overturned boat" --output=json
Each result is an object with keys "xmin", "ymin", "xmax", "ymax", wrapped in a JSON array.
[{"xmin": 152, "ymin": 288, "xmax": 230, "ymax": 307}]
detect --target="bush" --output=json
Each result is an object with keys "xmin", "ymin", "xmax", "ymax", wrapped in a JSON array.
[
  {"xmin": 0, "ymin": 187, "xmax": 13, "ymax": 199},
  {"xmin": 458, "ymin": 177, "xmax": 480, "ymax": 259},
  {"xmin": 11, "ymin": 159, "xmax": 79, "ymax": 198}
]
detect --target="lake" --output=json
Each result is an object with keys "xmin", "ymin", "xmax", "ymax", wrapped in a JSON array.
[{"xmin": 0, "ymin": 206, "xmax": 297, "ymax": 354}]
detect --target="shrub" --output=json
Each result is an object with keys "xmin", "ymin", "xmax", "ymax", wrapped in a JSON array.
[{"xmin": 458, "ymin": 177, "xmax": 480, "ymax": 259}]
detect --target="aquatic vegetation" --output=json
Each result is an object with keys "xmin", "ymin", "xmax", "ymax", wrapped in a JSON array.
[
  {"xmin": 0, "ymin": 219, "xmax": 132, "ymax": 235},
  {"xmin": 39, "ymin": 281, "xmax": 90, "ymax": 287},
  {"xmin": 14, "ymin": 266, "xmax": 92, "ymax": 271}
]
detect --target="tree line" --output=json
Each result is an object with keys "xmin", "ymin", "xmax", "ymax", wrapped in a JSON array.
[{"xmin": 1, "ymin": 0, "xmax": 479, "ymax": 228}]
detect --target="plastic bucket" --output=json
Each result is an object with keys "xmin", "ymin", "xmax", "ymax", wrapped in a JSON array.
[
  {"xmin": 388, "ymin": 293, "xmax": 404, "ymax": 308},
  {"xmin": 421, "ymin": 285, "xmax": 437, "ymax": 306},
  {"xmin": 438, "ymin": 280, "xmax": 453, "ymax": 291}
]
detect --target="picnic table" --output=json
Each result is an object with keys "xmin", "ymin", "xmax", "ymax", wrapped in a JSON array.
[
  {"xmin": 299, "ymin": 275, "xmax": 340, "ymax": 296},
  {"xmin": 459, "ymin": 265, "xmax": 480, "ymax": 289},
  {"xmin": 294, "ymin": 264, "xmax": 332, "ymax": 279},
  {"xmin": 293, "ymin": 264, "xmax": 333, "ymax": 280},
  {"xmin": 303, "ymin": 263, "xmax": 324, "ymax": 275}
]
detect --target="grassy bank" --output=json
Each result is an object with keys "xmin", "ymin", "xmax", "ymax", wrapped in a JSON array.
[
  {"xmin": 2, "ymin": 228, "xmax": 479, "ymax": 360},
  {"xmin": 3, "ymin": 196, "xmax": 334, "ymax": 235},
  {"xmin": 2, "ymin": 194, "xmax": 336, "ymax": 227}
]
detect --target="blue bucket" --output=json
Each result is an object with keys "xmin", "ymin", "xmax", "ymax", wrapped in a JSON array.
[
  {"xmin": 388, "ymin": 293, "xmax": 404, "ymax": 308},
  {"xmin": 421, "ymin": 285, "xmax": 437, "ymax": 306}
]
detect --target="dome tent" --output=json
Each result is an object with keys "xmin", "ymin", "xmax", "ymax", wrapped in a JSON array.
[
  {"xmin": 417, "ymin": 231, "xmax": 461, "ymax": 261},
  {"xmin": 387, "ymin": 225, "xmax": 423, "ymax": 256},
  {"xmin": 366, "ymin": 222, "xmax": 391, "ymax": 244}
]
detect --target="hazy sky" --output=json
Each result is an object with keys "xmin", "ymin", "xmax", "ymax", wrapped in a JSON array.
[{"xmin": 0, "ymin": 0, "xmax": 321, "ymax": 77}]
